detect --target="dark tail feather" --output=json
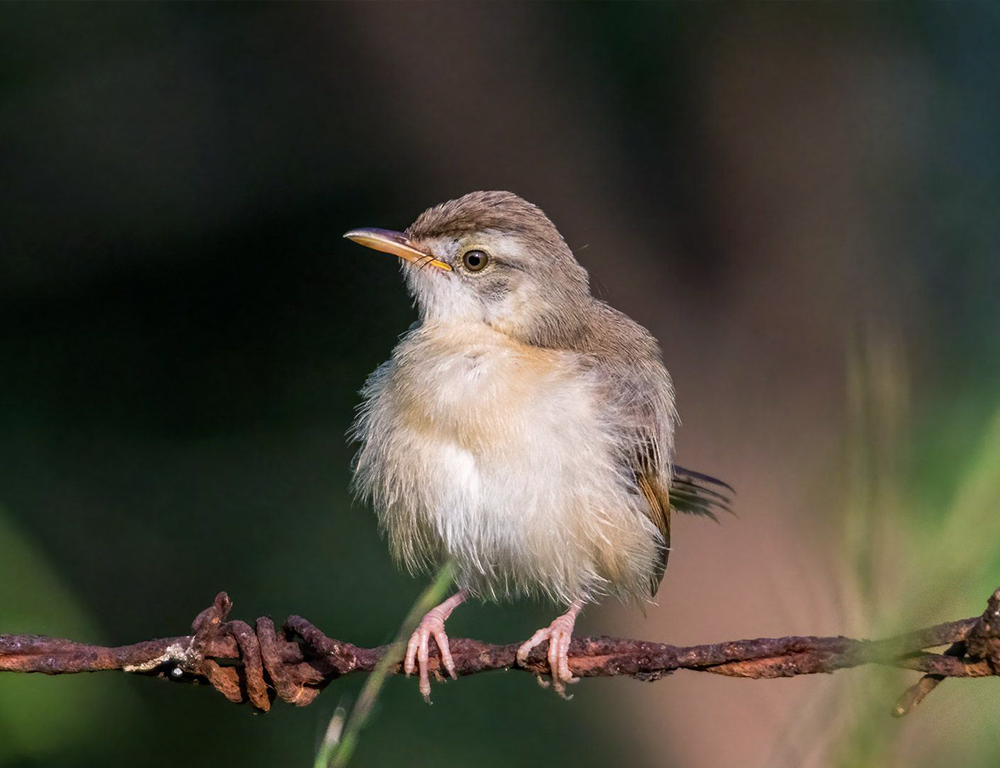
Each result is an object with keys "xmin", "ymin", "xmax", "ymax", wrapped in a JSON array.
[{"xmin": 670, "ymin": 465, "xmax": 735, "ymax": 521}]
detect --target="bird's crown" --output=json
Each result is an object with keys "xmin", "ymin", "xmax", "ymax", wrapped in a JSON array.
[{"xmin": 407, "ymin": 191, "xmax": 564, "ymax": 248}]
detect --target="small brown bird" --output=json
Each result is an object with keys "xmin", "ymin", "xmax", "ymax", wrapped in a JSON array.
[{"xmin": 345, "ymin": 191, "xmax": 730, "ymax": 700}]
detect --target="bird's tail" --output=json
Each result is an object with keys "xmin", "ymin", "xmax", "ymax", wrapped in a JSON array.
[{"xmin": 670, "ymin": 465, "xmax": 734, "ymax": 521}]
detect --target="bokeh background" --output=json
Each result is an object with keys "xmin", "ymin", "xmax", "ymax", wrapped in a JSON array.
[{"xmin": 2, "ymin": 4, "xmax": 1000, "ymax": 767}]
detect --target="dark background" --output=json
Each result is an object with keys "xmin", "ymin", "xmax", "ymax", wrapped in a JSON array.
[{"xmin": 2, "ymin": 4, "xmax": 1000, "ymax": 767}]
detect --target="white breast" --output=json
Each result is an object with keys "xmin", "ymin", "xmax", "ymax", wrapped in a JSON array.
[{"xmin": 352, "ymin": 323, "xmax": 661, "ymax": 605}]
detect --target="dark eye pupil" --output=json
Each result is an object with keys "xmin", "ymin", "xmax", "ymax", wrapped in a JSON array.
[{"xmin": 463, "ymin": 250, "xmax": 488, "ymax": 271}]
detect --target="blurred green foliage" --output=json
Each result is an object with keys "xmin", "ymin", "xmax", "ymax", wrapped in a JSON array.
[
  {"xmin": 0, "ymin": 507, "xmax": 128, "ymax": 764},
  {"xmin": 834, "ymin": 337, "xmax": 1000, "ymax": 767}
]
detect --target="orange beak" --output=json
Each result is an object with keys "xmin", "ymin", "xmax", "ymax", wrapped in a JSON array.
[{"xmin": 342, "ymin": 228, "xmax": 452, "ymax": 271}]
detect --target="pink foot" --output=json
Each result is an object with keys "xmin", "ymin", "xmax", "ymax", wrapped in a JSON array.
[
  {"xmin": 403, "ymin": 590, "xmax": 467, "ymax": 703},
  {"xmin": 516, "ymin": 599, "xmax": 584, "ymax": 698}
]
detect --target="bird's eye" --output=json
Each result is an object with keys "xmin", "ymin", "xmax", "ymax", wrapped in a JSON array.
[{"xmin": 462, "ymin": 249, "xmax": 490, "ymax": 272}]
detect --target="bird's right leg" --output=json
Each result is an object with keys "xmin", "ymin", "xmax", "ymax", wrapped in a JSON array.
[
  {"xmin": 404, "ymin": 589, "xmax": 467, "ymax": 703},
  {"xmin": 516, "ymin": 598, "xmax": 584, "ymax": 698}
]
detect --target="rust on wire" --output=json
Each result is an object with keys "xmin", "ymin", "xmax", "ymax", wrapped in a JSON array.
[
  {"xmin": 892, "ymin": 587, "xmax": 1000, "ymax": 717},
  {"xmin": 2, "ymin": 588, "xmax": 999, "ymax": 715}
]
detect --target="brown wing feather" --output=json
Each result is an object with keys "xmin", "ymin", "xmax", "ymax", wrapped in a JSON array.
[
  {"xmin": 637, "ymin": 466, "xmax": 734, "ymax": 597},
  {"xmin": 637, "ymin": 472, "xmax": 671, "ymax": 597}
]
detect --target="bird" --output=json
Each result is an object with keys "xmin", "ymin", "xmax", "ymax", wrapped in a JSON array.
[{"xmin": 344, "ymin": 191, "xmax": 731, "ymax": 701}]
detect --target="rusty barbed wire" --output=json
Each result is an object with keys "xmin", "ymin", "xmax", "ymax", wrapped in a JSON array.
[{"xmin": 2, "ymin": 588, "xmax": 998, "ymax": 715}]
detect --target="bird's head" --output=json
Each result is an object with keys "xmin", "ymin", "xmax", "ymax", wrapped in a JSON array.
[{"xmin": 344, "ymin": 191, "xmax": 591, "ymax": 343}]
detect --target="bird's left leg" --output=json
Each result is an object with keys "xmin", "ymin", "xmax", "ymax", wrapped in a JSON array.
[
  {"xmin": 404, "ymin": 589, "xmax": 467, "ymax": 703},
  {"xmin": 516, "ymin": 598, "xmax": 584, "ymax": 698}
]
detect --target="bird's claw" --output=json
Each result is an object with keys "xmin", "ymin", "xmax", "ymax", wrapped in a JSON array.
[
  {"xmin": 404, "ymin": 606, "xmax": 458, "ymax": 703},
  {"xmin": 517, "ymin": 611, "xmax": 580, "ymax": 698}
]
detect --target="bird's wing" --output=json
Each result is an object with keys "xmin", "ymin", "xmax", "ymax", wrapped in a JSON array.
[{"xmin": 576, "ymin": 302, "xmax": 734, "ymax": 594}]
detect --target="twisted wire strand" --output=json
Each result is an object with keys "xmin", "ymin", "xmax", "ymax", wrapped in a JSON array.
[{"xmin": 2, "ymin": 588, "xmax": 998, "ymax": 716}]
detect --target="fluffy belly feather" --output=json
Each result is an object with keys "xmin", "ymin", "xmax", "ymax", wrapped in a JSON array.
[{"xmin": 353, "ymin": 325, "xmax": 661, "ymax": 605}]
